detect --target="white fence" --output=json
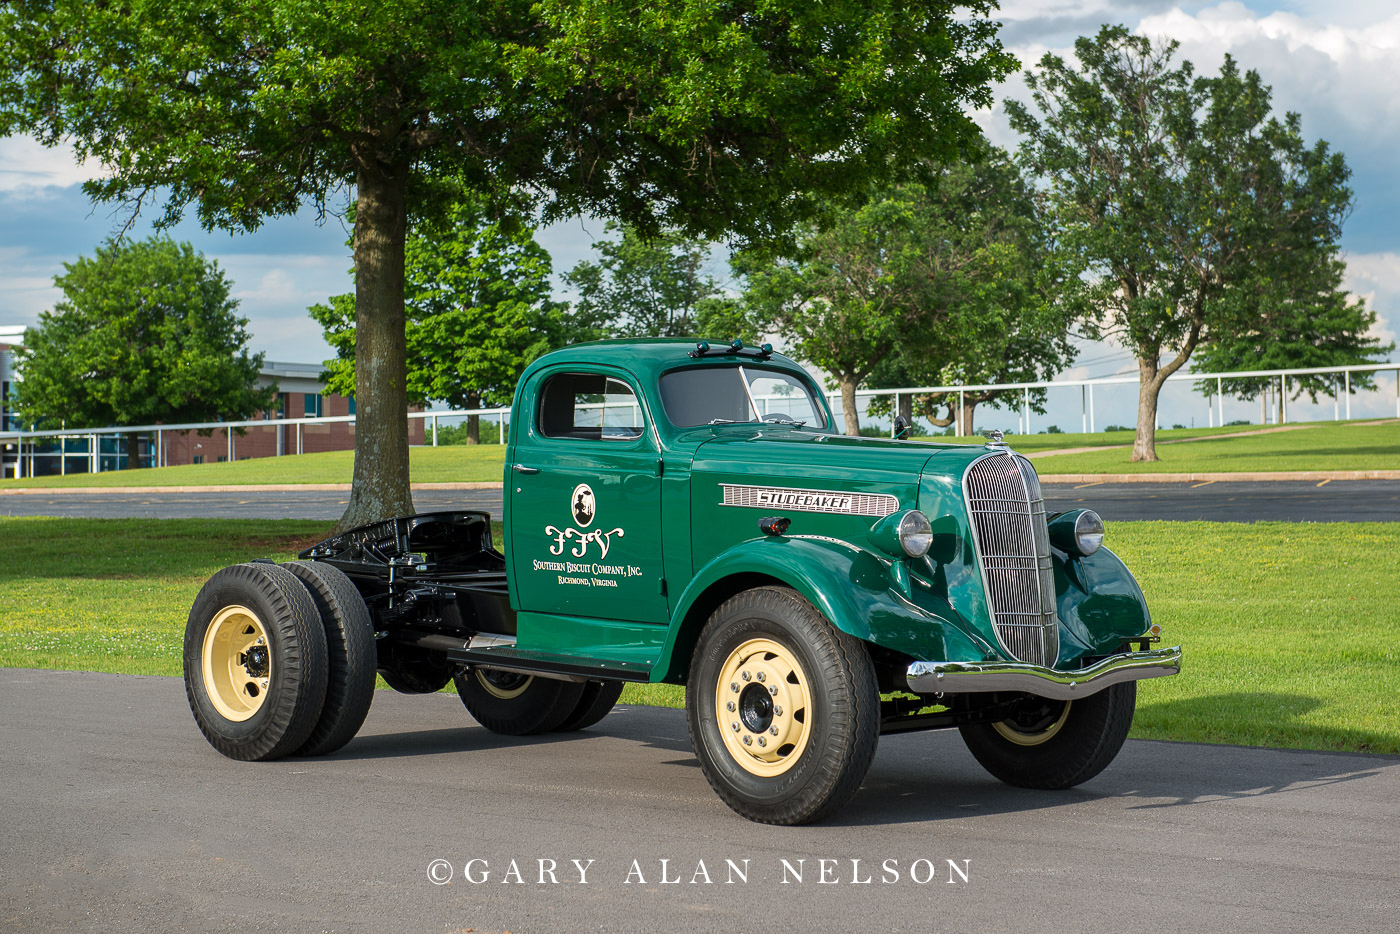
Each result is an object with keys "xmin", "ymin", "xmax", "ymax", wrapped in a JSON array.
[{"xmin": 2, "ymin": 361, "xmax": 1396, "ymax": 479}]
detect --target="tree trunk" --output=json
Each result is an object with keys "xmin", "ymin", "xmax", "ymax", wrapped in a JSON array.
[
  {"xmin": 839, "ymin": 376, "xmax": 860, "ymax": 436},
  {"xmin": 339, "ymin": 157, "xmax": 415, "ymax": 531},
  {"xmin": 897, "ymin": 393, "xmax": 912, "ymax": 425},
  {"xmin": 1131, "ymin": 358, "xmax": 1164, "ymax": 462},
  {"xmin": 465, "ymin": 392, "xmax": 481, "ymax": 444},
  {"xmin": 959, "ymin": 400, "xmax": 976, "ymax": 436},
  {"xmin": 125, "ymin": 431, "xmax": 140, "ymax": 470}
]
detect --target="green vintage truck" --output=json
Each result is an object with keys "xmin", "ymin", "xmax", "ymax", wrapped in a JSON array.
[{"xmin": 184, "ymin": 338, "xmax": 1180, "ymax": 824}]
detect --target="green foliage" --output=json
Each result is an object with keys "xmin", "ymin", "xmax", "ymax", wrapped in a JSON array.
[
  {"xmin": 1009, "ymin": 26, "xmax": 1354, "ymax": 462},
  {"xmin": 1192, "ymin": 255, "xmax": 1394, "ymax": 403},
  {"xmin": 309, "ymin": 189, "xmax": 566, "ymax": 418},
  {"xmin": 0, "ymin": 0, "xmax": 1016, "ymax": 520},
  {"xmin": 564, "ymin": 223, "xmax": 726, "ymax": 338},
  {"xmin": 13, "ymin": 238, "xmax": 274, "ymax": 432},
  {"xmin": 864, "ymin": 145, "xmax": 1080, "ymax": 431}
]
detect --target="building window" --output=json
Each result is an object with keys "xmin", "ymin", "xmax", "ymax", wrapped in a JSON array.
[
  {"xmin": 304, "ymin": 393, "xmax": 322, "ymax": 418},
  {"xmin": 347, "ymin": 396, "xmax": 355, "ymax": 416},
  {"xmin": 192, "ymin": 455, "xmax": 204, "ymax": 465}
]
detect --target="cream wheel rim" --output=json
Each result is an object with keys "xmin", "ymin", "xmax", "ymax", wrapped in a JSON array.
[
  {"xmin": 992, "ymin": 701, "xmax": 1073, "ymax": 746},
  {"xmin": 201, "ymin": 605, "xmax": 272, "ymax": 722},
  {"xmin": 475, "ymin": 669, "xmax": 533, "ymax": 700},
  {"xmin": 715, "ymin": 638, "xmax": 812, "ymax": 777}
]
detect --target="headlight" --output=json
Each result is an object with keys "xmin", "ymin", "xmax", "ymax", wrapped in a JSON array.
[
  {"xmin": 897, "ymin": 510, "xmax": 933, "ymax": 557},
  {"xmin": 1049, "ymin": 508, "xmax": 1104, "ymax": 557},
  {"xmin": 869, "ymin": 509, "xmax": 933, "ymax": 558}
]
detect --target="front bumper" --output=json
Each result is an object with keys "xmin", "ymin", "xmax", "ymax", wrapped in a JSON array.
[{"xmin": 905, "ymin": 646, "xmax": 1182, "ymax": 701}]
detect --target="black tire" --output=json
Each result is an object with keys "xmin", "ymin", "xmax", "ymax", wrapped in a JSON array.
[
  {"xmin": 280, "ymin": 561, "xmax": 377, "ymax": 756},
  {"xmin": 958, "ymin": 682, "xmax": 1137, "ymax": 789},
  {"xmin": 555, "ymin": 680, "xmax": 625, "ymax": 732},
  {"xmin": 454, "ymin": 668, "xmax": 586, "ymax": 735},
  {"xmin": 184, "ymin": 563, "xmax": 328, "ymax": 761},
  {"xmin": 685, "ymin": 586, "xmax": 879, "ymax": 825}
]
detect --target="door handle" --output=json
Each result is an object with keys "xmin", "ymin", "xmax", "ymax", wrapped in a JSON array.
[{"xmin": 512, "ymin": 463, "xmax": 540, "ymax": 475}]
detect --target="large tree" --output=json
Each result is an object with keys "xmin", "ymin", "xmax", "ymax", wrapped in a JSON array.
[
  {"xmin": 864, "ymin": 146, "xmax": 1079, "ymax": 435},
  {"xmin": 1, "ymin": 0, "xmax": 1015, "ymax": 527},
  {"xmin": 1009, "ymin": 26, "xmax": 1352, "ymax": 461},
  {"xmin": 310, "ymin": 190, "xmax": 570, "ymax": 444},
  {"xmin": 736, "ymin": 147, "xmax": 1076, "ymax": 436},
  {"xmin": 13, "ymin": 237, "xmax": 274, "ymax": 465},
  {"xmin": 564, "ymin": 223, "xmax": 723, "ymax": 338}
]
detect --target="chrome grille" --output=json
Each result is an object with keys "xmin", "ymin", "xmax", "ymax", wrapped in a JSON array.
[{"xmin": 963, "ymin": 452, "xmax": 1060, "ymax": 667}]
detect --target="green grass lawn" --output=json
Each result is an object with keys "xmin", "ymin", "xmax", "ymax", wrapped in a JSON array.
[
  {"xmin": 5, "ymin": 420, "xmax": 1394, "ymax": 489},
  {"xmin": 0, "ymin": 444, "xmax": 508, "ymax": 489},
  {"xmin": 1030, "ymin": 420, "xmax": 1400, "ymax": 474},
  {"xmin": 2, "ymin": 516, "xmax": 1396, "ymax": 755}
]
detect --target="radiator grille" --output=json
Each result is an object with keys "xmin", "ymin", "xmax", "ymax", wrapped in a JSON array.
[{"xmin": 963, "ymin": 452, "xmax": 1060, "ymax": 667}]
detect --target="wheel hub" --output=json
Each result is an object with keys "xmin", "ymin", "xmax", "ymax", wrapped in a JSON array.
[
  {"xmin": 200, "ymin": 605, "xmax": 272, "ymax": 722},
  {"xmin": 715, "ymin": 638, "xmax": 812, "ymax": 777},
  {"xmin": 242, "ymin": 644, "xmax": 269, "ymax": 678}
]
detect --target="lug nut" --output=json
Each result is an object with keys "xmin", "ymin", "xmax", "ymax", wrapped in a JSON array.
[
  {"xmin": 769, "ymin": 685, "xmax": 778, "ymax": 695},
  {"xmin": 741, "ymin": 671, "xmax": 751, "ymax": 682},
  {"xmin": 756, "ymin": 671, "xmax": 766, "ymax": 682},
  {"xmin": 726, "ymin": 701, "xmax": 736, "ymax": 712},
  {"xmin": 773, "ymin": 705, "xmax": 783, "ymax": 716},
  {"xmin": 757, "ymin": 737, "xmax": 767, "ymax": 747},
  {"xmin": 769, "ymin": 726, "xmax": 779, "ymax": 736},
  {"xmin": 255, "ymin": 636, "xmax": 265, "ymax": 645},
  {"xmin": 731, "ymin": 721, "xmax": 740, "ymax": 732},
  {"xmin": 742, "ymin": 735, "xmax": 752, "ymax": 746},
  {"xmin": 730, "ymin": 682, "xmax": 739, "ymax": 693},
  {"xmin": 260, "ymin": 679, "xmax": 269, "ymax": 689}
]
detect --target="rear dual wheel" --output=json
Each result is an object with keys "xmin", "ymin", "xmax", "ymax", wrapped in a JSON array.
[{"xmin": 184, "ymin": 561, "xmax": 376, "ymax": 761}]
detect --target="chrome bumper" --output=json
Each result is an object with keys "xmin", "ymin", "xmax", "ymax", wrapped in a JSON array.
[{"xmin": 905, "ymin": 646, "xmax": 1182, "ymax": 700}]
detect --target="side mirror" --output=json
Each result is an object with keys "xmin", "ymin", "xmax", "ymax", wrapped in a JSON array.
[{"xmin": 892, "ymin": 414, "xmax": 912, "ymax": 440}]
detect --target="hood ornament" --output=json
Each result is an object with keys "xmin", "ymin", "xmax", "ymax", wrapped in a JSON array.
[{"xmin": 981, "ymin": 429, "xmax": 1009, "ymax": 451}]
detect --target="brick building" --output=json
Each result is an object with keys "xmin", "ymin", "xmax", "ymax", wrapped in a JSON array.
[{"xmin": 1, "ymin": 327, "xmax": 424, "ymax": 476}]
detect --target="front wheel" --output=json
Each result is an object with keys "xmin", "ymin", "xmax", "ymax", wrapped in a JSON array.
[
  {"xmin": 686, "ymin": 586, "xmax": 879, "ymax": 825},
  {"xmin": 958, "ymin": 682, "xmax": 1137, "ymax": 789}
]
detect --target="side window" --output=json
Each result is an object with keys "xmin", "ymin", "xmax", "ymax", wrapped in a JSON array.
[{"xmin": 538, "ymin": 372, "xmax": 645, "ymax": 441}]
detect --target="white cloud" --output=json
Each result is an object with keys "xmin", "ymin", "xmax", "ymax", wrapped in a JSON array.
[{"xmin": 0, "ymin": 137, "xmax": 105, "ymax": 195}]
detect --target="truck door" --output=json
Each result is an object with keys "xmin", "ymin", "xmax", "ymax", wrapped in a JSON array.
[{"xmin": 509, "ymin": 368, "xmax": 668, "ymax": 623}]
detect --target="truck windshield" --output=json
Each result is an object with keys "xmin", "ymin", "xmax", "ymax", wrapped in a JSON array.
[{"xmin": 659, "ymin": 366, "xmax": 828, "ymax": 429}]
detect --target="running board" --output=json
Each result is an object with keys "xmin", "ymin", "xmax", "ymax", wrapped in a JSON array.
[{"xmin": 397, "ymin": 631, "xmax": 652, "ymax": 683}]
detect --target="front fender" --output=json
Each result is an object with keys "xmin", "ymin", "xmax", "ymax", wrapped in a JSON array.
[
  {"xmin": 1054, "ymin": 545, "xmax": 1152, "ymax": 664},
  {"xmin": 654, "ymin": 535, "xmax": 998, "ymax": 682}
]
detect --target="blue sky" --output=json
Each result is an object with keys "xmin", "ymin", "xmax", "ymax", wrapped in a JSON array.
[{"xmin": 2, "ymin": 1, "xmax": 1398, "ymax": 428}]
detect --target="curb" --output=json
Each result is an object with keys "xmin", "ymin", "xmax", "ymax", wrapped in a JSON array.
[
  {"xmin": 0, "ymin": 482, "xmax": 506, "ymax": 495},
  {"xmin": 1039, "ymin": 471, "xmax": 1400, "ymax": 483}
]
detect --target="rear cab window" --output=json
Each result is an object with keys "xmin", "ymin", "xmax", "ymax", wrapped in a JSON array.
[{"xmin": 537, "ymin": 372, "xmax": 645, "ymax": 441}]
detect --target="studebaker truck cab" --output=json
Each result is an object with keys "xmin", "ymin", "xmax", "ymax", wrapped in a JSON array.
[{"xmin": 184, "ymin": 338, "xmax": 1181, "ymax": 824}]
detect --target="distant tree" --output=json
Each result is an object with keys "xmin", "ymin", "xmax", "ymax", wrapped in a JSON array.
[
  {"xmin": 565, "ymin": 223, "xmax": 726, "ymax": 338},
  {"xmin": 1010, "ymin": 26, "xmax": 1353, "ymax": 461},
  {"xmin": 1192, "ymin": 252, "xmax": 1393, "ymax": 409},
  {"xmin": 13, "ymin": 237, "xmax": 274, "ymax": 467},
  {"xmin": 311, "ymin": 191, "xmax": 569, "ymax": 443},
  {"xmin": 737, "ymin": 147, "xmax": 1077, "ymax": 436},
  {"xmin": 863, "ymin": 146, "xmax": 1079, "ymax": 435},
  {"xmin": 2, "ymin": 0, "xmax": 1015, "ymax": 528}
]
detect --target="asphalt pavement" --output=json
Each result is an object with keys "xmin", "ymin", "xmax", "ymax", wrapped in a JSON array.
[
  {"xmin": 2, "ymin": 668, "xmax": 1396, "ymax": 933},
  {"xmin": 2, "ymin": 480, "xmax": 1399, "ymax": 521}
]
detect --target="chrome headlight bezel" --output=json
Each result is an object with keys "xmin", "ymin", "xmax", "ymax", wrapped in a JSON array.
[{"xmin": 1048, "ymin": 508, "xmax": 1105, "ymax": 557}]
